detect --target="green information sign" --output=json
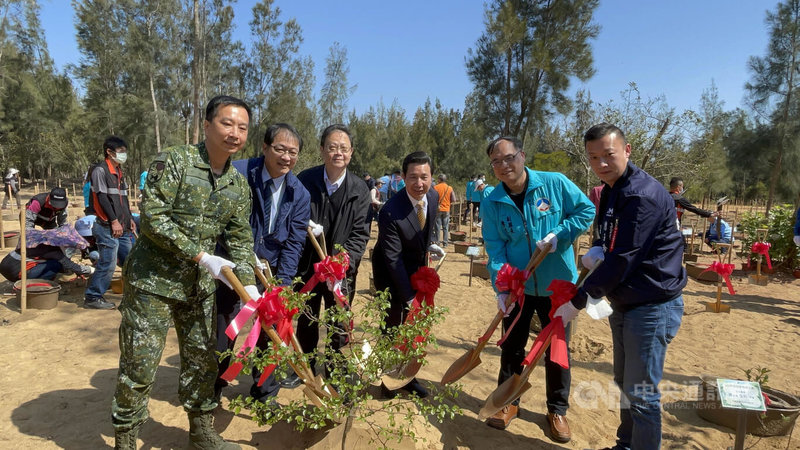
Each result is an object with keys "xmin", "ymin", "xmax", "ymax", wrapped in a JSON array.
[{"xmin": 717, "ymin": 378, "xmax": 767, "ymax": 411}]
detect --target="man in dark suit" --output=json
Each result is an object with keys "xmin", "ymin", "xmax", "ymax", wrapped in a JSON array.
[
  {"xmin": 281, "ymin": 124, "xmax": 371, "ymax": 388},
  {"xmin": 372, "ymin": 151, "xmax": 444, "ymax": 398}
]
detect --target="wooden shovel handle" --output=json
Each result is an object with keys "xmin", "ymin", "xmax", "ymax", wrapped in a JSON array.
[{"xmin": 306, "ymin": 226, "xmax": 327, "ymax": 259}]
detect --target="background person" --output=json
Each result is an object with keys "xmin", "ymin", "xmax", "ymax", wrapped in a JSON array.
[
  {"xmin": 3, "ymin": 168, "xmax": 21, "ymax": 209},
  {"xmin": 83, "ymin": 136, "xmax": 134, "ymax": 310},
  {"xmin": 25, "ymin": 187, "xmax": 69, "ymax": 230},
  {"xmin": 432, "ymin": 173, "xmax": 456, "ymax": 246}
]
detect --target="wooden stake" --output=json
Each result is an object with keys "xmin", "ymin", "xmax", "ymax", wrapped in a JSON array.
[
  {"xmin": 0, "ymin": 214, "xmax": 4, "ymax": 250},
  {"xmin": 19, "ymin": 210, "xmax": 26, "ymax": 313}
]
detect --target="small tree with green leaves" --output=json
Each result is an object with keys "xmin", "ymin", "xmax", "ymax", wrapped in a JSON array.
[{"xmin": 223, "ymin": 269, "xmax": 462, "ymax": 448}]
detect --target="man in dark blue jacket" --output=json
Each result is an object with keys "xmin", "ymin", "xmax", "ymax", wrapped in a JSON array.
[
  {"xmin": 214, "ymin": 123, "xmax": 311, "ymax": 404},
  {"xmin": 554, "ymin": 123, "xmax": 685, "ymax": 450}
]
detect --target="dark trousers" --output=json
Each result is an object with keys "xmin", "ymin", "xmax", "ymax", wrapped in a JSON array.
[
  {"xmin": 296, "ymin": 276, "xmax": 352, "ymax": 374},
  {"xmin": 498, "ymin": 294, "xmax": 571, "ymax": 415},
  {"xmin": 215, "ymin": 283, "xmax": 279, "ymax": 401}
]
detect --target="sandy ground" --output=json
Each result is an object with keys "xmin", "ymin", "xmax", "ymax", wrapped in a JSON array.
[{"xmin": 1, "ymin": 197, "xmax": 799, "ymax": 449}]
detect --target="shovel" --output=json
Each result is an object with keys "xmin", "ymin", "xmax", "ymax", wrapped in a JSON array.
[
  {"xmin": 440, "ymin": 244, "xmax": 550, "ymax": 385},
  {"xmin": 380, "ymin": 249, "xmax": 450, "ymax": 390},
  {"xmin": 221, "ymin": 266, "xmax": 339, "ymax": 405},
  {"xmin": 477, "ymin": 264, "xmax": 596, "ymax": 420}
]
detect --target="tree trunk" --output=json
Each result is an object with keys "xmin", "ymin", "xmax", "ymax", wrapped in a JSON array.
[
  {"xmin": 191, "ymin": 0, "xmax": 201, "ymax": 144},
  {"xmin": 639, "ymin": 117, "xmax": 670, "ymax": 172}
]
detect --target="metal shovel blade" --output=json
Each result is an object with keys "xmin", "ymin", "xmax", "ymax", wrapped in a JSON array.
[
  {"xmin": 440, "ymin": 349, "xmax": 482, "ymax": 385},
  {"xmin": 478, "ymin": 375, "xmax": 529, "ymax": 420}
]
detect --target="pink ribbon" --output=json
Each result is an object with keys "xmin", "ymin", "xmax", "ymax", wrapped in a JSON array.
[
  {"xmin": 490, "ymin": 264, "xmax": 529, "ymax": 346},
  {"xmin": 221, "ymin": 286, "xmax": 296, "ymax": 386},
  {"xmin": 701, "ymin": 261, "xmax": 736, "ymax": 295},
  {"xmin": 397, "ymin": 267, "xmax": 440, "ymax": 353},
  {"xmin": 750, "ymin": 241, "xmax": 773, "ymax": 270}
]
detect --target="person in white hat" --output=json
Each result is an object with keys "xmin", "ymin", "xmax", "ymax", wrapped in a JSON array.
[{"xmin": 3, "ymin": 168, "xmax": 21, "ymax": 209}]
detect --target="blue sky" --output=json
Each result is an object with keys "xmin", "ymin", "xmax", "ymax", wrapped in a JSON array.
[{"xmin": 40, "ymin": 0, "xmax": 778, "ymax": 118}]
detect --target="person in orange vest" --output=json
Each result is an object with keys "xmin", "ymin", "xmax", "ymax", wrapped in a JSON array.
[{"xmin": 432, "ymin": 173, "xmax": 456, "ymax": 246}]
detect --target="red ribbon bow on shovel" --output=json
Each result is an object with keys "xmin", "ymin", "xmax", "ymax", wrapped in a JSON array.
[
  {"xmin": 750, "ymin": 241, "xmax": 773, "ymax": 270},
  {"xmin": 517, "ymin": 279, "xmax": 575, "ymax": 370},
  {"xmin": 490, "ymin": 264, "xmax": 529, "ymax": 346},
  {"xmin": 397, "ymin": 266, "xmax": 440, "ymax": 352},
  {"xmin": 701, "ymin": 261, "xmax": 736, "ymax": 295},
  {"xmin": 221, "ymin": 286, "xmax": 298, "ymax": 386}
]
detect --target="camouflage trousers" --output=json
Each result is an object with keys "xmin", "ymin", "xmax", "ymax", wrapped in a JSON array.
[{"xmin": 111, "ymin": 284, "xmax": 218, "ymax": 431}]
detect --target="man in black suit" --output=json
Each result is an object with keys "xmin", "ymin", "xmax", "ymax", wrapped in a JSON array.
[
  {"xmin": 281, "ymin": 124, "xmax": 372, "ymax": 388},
  {"xmin": 372, "ymin": 151, "xmax": 444, "ymax": 398}
]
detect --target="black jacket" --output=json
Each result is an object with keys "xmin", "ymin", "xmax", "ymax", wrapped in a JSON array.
[
  {"xmin": 295, "ymin": 165, "xmax": 371, "ymax": 280},
  {"xmin": 575, "ymin": 163, "xmax": 686, "ymax": 311}
]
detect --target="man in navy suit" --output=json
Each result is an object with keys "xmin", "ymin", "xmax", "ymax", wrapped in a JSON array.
[
  {"xmin": 214, "ymin": 123, "xmax": 311, "ymax": 404},
  {"xmin": 372, "ymin": 151, "xmax": 444, "ymax": 398}
]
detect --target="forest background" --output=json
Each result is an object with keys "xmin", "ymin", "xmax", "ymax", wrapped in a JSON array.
[{"xmin": 2, "ymin": 0, "xmax": 800, "ymax": 212}]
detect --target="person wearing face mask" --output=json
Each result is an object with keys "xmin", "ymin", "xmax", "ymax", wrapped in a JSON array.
[{"xmin": 83, "ymin": 135, "xmax": 135, "ymax": 310}]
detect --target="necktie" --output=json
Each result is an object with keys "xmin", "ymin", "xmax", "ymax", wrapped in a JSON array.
[
  {"xmin": 417, "ymin": 202, "xmax": 425, "ymax": 229},
  {"xmin": 264, "ymin": 178, "xmax": 273, "ymax": 233}
]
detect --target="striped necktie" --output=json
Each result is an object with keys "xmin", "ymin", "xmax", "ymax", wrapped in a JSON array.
[{"xmin": 417, "ymin": 202, "xmax": 425, "ymax": 229}]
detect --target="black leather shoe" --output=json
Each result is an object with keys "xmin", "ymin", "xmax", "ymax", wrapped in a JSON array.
[
  {"xmin": 279, "ymin": 372, "xmax": 302, "ymax": 389},
  {"xmin": 399, "ymin": 378, "xmax": 429, "ymax": 398}
]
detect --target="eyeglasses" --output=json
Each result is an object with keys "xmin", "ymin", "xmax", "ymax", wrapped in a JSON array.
[
  {"xmin": 270, "ymin": 145, "xmax": 299, "ymax": 158},
  {"xmin": 325, "ymin": 145, "xmax": 352, "ymax": 154},
  {"xmin": 490, "ymin": 151, "xmax": 521, "ymax": 168}
]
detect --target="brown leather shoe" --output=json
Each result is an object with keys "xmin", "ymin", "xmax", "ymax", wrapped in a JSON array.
[
  {"xmin": 486, "ymin": 404, "xmax": 519, "ymax": 430},
  {"xmin": 547, "ymin": 412, "xmax": 571, "ymax": 443}
]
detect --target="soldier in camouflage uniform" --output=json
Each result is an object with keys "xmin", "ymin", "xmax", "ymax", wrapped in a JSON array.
[{"xmin": 112, "ymin": 96, "xmax": 259, "ymax": 450}]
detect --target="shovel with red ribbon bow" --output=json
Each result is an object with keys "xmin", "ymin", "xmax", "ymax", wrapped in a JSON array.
[
  {"xmin": 440, "ymin": 244, "xmax": 550, "ymax": 385},
  {"xmin": 478, "ymin": 262, "xmax": 597, "ymax": 420},
  {"xmin": 220, "ymin": 266, "xmax": 340, "ymax": 410}
]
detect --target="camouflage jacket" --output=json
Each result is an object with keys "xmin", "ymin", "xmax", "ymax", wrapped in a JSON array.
[{"xmin": 124, "ymin": 142, "xmax": 256, "ymax": 301}]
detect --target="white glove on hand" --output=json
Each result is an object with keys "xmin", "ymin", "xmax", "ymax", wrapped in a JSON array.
[
  {"xmin": 198, "ymin": 253, "xmax": 236, "ymax": 289},
  {"xmin": 244, "ymin": 285, "xmax": 261, "ymax": 301},
  {"xmin": 308, "ymin": 219, "xmax": 324, "ymax": 237},
  {"xmin": 253, "ymin": 252, "xmax": 267, "ymax": 271},
  {"xmin": 496, "ymin": 293, "xmax": 511, "ymax": 317},
  {"xmin": 586, "ymin": 296, "xmax": 613, "ymax": 320},
  {"xmin": 537, "ymin": 233, "xmax": 558, "ymax": 253},
  {"xmin": 326, "ymin": 279, "xmax": 342, "ymax": 295},
  {"xmin": 582, "ymin": 246, "xmax": 605, "ymax": 270},
  {"xmin": 554, "ymin": 301, "xmax": 580, "ymax": 323},
  {"xmin": 794, "ymin": 235, "xmax": 800, "ymax": 247},
  {"xmin": 427, "ymin": 243, "xmax": 446, "ymax": 261}
]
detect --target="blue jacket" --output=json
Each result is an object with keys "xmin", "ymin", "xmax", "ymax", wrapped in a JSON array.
[
  {"xmin": 575, "ymin": 163, "xmax": 686, "ymax": 311},
  {"xmin": 465, "ymin": 180, "xmax": 475, "ymax": 202},
  {"xmin": 482, "ymin": 167, "xmax": 594, "ymax": 296},
  {"xmin": 706, "ymin": 218, "xmax": 731, "ymax": 242},
  {"xmin": 794, "ymin": 207, "xmax": 800, "ymax": 236},
  {"xmin": 234, "ymin": 156, "xmax": 310, "ymax": 286}
]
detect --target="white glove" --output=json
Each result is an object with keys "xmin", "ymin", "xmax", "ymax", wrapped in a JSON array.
[
  {"xmin": 537, "ymin": 233, "xmax": 558, "ymax": 253},
  {"xmin": 554, "ymin": 301, "xmax": 580, "ymax": 323},
  {"xmin": 244, "ymin": 284, "xmax": 261, "ymax": 301},
  {"xmin": 253, "ymin": 252, "xmax": 267, "ymax": 271},
  {"xmin": 582, "ymin": 246, "xmax": 605, "ymax": 270},
  {"xmin": 586, "ymin": 296, "xmax": 613, "ymax": 320},
  {"xmin": 794, "ymin": 235, "xmax": 800, "ymax": 247},
  {"xmin": 326, "ymin": 279, "xmax": 342, "ymax": 295},
  {"xmin": 308, "ymin": 219, "xmax": 324, "ymax": 237},
  {"xmin": 496, "ymin": 293, "xmax": 511, "ymax": 317},
  {"xmin": 198, "ymin": 253, "xmax": 236, "ymax": 289},
  {"xmin": 428, "ymin": 243, "xmax": 445, "ymax": 261}
]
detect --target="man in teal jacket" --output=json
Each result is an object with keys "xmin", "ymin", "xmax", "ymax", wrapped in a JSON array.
[{"xmin": 481, "ymin": 136, "xmax": 594, "ymax": 442}]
